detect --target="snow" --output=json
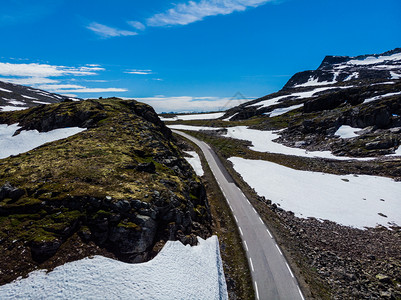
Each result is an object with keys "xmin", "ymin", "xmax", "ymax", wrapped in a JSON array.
[
  {"xmin": 0, "ymin": 106, "xmax": 28, "ymax": 112},
  {"xmin": 6, "ymin": 99, "xmax": 25, "ymax": 106},
  {"xmin": 346, "ymin": 53, "xmax": 401, "ymax": 66},
  {"xmin": 21, "ymin": 95, "xmax": 38, "ymax": 100},
  {"xmin": 159, "ymin": 112, "xmax": 225, "ymax": 121},
  {"xmin": 229, "ymin": 157, "xmax": 401, "ymax": 229},
  {"xmin": 0, "ymin": 124, "xmax": 86, "ymax": 159},
  {"xmin": 184, "ymin": 151, "xmax": 204, "ymax": 176},
  {"xmin": 344, "ymin": 72, "xmax": 359, "ymax": 81},
  {"xmin": 0, "ymin": 87, "xmax": 12, "ymax": 93},
  {"xmin": 32, "ymin": 100, "xmax": 50, "ymax": 105},
  {"xmin": 249, "ymin": 87, "xmax": 346, "ymax": 110},
  {"xmin": 363, "ymin": 91, "xmax": 401, "ymax": 103},
  {"xmin": 168, "ymin": 125, "xmax": 372, "ymax": 160},
  {"xmin": 268, "ymin": 104, "xmax": 303, "ymax": 117},
  {"xmin": 0, "ymin": 236, "xmax": 228, "ymax": 300},
  {"xmin": 169, "ymin": 124, "xmax": 223, "ymax": 132},
  {"xmin": 294, "ymin": 77, "xmax": 334, "ymax": 87},
  {"xmin": 334, "ymin": 125, "xmax": 360, "ymax": 139},
  {"xmin": 390, "ymin": 71, "xmax": 401, "ymax": 79}
]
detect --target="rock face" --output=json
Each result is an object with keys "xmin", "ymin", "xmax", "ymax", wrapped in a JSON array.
[{"xmin": 0, "ymin": 98, "xmax": 212, "ymax": 284}]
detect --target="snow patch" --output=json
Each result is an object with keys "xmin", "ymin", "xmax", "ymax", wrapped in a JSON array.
[
  {"xmin": 0, "ymin": 236, "xmax": 228, "ymax": 300},
  {"xmin": 268, "ymin": 104, "xmax": 303, "ymax": 117},
  {"xmin": 168, "ymin": 125, "xmax": 373, "ymax": 161},
  {"xmin": 159, "ymin": 112, "xmax": 225, "ymax": 121},
  {"xmin": 0, "ymin": 87, "xmax": 12, "ymax": 93},
  {"xmin": 229, "ymin": 157, "xmax": 401, "ymax": 229},
  {"xmin": 346, "ymin": 53, "xmax": 401, "ymax": 66},
  {"xmin": 0, "ymin": 106, "xmax": 28, "ymax": 112},
  {"xmin": 364, "ymin": 91, "xmax": 401, "ymax": 104},
  {"xmin": 390, "ymin": 71, "xmax": 401, "ymax": 79},
  {"xmin": 184, "ymin": 151, "xmax": 204, "ymax": 176},
  {"xmin": 334, "ymin": 125, "xmax": 360, "ymax": 139},
  {"xmin": 0, "ymin": 124, "xmax": 86, "ymax": 159},
  {"xmin": 21, "ymin": 95, "xmax": 38, "ymax": 100}
]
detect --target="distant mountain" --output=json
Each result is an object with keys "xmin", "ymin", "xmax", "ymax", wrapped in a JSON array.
[{"xmin": 0, "ymin": 81, "xmax": 78, "ymax": 112}]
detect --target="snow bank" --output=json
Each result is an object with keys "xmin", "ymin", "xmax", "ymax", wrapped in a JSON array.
[
  {"xmin": 334, "ymin": 125, "xmax": 359, "ymax": 139},
  {"xmin": 0, "ymin": 236, "xmax": 228, "ymax": 300},
  {"xmin": 184, "ymin": 151, "xmax": 204, "ymax": 176},
  {"xmin": 0, "ymin": 124, "xmax": 86, "ymax": 159},
  {"xmin": 159, "ymin": 112, "xmax": 225, "ymax": 121},
  {"xmin": 229, "ymin": 157, "xmax": 401, "ymax": 229}
]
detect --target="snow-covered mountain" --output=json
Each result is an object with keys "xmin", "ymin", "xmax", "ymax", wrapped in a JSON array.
[
  {"xmin": 0, "ymin": 80, "xmax": 77, "ymax": 112},
  {"xmin": 284, "ymin": 48, "xmax": 401, "ymax": 89}
]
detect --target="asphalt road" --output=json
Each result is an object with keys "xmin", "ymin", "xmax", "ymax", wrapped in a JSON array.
[{"xmin": 173, "ymin": 130, "xmax": 304, "ymax": 300}]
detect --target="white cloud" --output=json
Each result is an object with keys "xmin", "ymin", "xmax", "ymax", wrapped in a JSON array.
[
  {"xmin": 131, "ymin": 95, "xmax": 251, "ymax": 113},
  {"xmin": 146, "ymin": 0, "xmax": 271, "ymax": 27},
  {"xmin": 87, "ymin": 22, "xmax": 137, "ymax": 38},
  {"xmin": 0, "ymin": 62, "xmax": 103, "ymax": 77},
  {"xmin": 1, "ymin": 77, "xmax": 59, "ymax": 85},
  {"xmin": 125, "ymin": 69, "xmax": 153, "ymax": 75},
  {"xmin": 128, "ymin": 21, "xmax": 146, "ymax": 30},
  {"xmin": 0, "ymin": 61, "xmax": 127, "ymax": 95},
  {"xmin": 38, "ymin": 84, "xmax": 128, "ymax": 94}
]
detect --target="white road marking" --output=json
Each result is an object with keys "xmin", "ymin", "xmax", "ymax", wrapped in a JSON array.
[
  {"xmin": 244, "ymin": 240, "xmax": 249, "ymax": 251},
  {"xmin": 252, "ymin": 207, "xmax": 257, "ymax": 213},
  {"xmin": 239, "ymin": 227, "xmax": 243, "ymax": 236},
  {"xmin": 255, "ymin": 281, "xmax": 260, "ymax": 300},
  {"xmin": 258, "ymin": 216, "xmax": 263, "ymax": 224},
  {"xmin": 286, "ymin": 263, "xmax": 294, "ymax": 278},
  {"xmin": 298, "ymin": 287, "xmax": 305, "ymax": 300},
  {"xmin": 266, "ymin": 229, "xmax": 273, "ymax": 238},
  {"xmin": 249, "ymin": 257, "xmax": 255, "ymax": 272},
  {"xmin": 234, "ymin": 216, "xmax": 238, "ymax": 223},
  {"xmin": 275, "ymin": 244, "xmax": 283, "ymax": 255}
]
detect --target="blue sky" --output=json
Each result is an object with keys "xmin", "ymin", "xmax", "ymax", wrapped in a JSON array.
[{"xmin": 0, "ymin": 0, "xmax": 400, "ymax": 112}]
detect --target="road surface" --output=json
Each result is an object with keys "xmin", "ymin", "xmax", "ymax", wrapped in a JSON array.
[{"xmin": 173, "ymin": 130, "xmax": 304, "ymax": 300}]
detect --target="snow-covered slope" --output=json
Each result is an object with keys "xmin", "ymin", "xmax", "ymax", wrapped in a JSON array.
[
  {"xmin": 0, "ymin": 80, "xmax": 77, "ymax": 111},
  {"xmin": 284, "ymin": 48, "xmax": 401, "ymax": 89},
  {"xmin": 229, "ymin": 157, "xmax": 401, "ymax": 229},
  {"xmin": 0, "ymin": 123, "xmax": 86, "ymax": 159},
  {"xmin": 0, "ymin": 236, "xmax": 227, "ymax": 300}
]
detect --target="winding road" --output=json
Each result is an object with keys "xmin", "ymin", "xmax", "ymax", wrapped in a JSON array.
[{"xmin": 173, "ymin": 130, "xmax": 304, "ymax": 300}]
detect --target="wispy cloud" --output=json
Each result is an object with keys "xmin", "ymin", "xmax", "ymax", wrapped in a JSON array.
[
  {"xmin": 87, "ymin": 22, "xmax": 137, "ymax": 38},
  {"xmin": 127, "ymin": 21, "xmax": 146, "ymax": 31},
  {"xmin": 125, "ymin": 69, "xmax": 153, "ymax": 75},
  {"xmin": 146, "ymin": 0, "xmax": 272, "ymax": 27}
]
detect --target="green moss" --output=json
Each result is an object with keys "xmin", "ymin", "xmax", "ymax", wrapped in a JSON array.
[{"xmin": 117, "ymin": 221, "xmax": 140, "ymax": 230}]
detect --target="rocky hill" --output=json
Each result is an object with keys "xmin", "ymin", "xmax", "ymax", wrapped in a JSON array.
[
  {"xmin": 223, "ymin": 48, "xmax": 401, "ymax": 158},
  {"xmin": 0, "ymin": 80, "xmax": 75, "ymax": 112},
  {"xmin": 0, "ymin": 98, "xmax": 211, "ymax": 285}
]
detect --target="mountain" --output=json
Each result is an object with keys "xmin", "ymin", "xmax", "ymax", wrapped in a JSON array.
[
  {"xmin": 0, "ymin": 98, "xmax": 211, "ymax": 285},
  {"xmin": 0, "ymin": 80, "xmax": 76, "ymax": 112},
  {"xmin": 284, "ymin": 48, "xmax": 401, "ymax": 89},
  {"xmin": 223, "ymin": 48, "xmax": 401, "ymax": 158}
]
